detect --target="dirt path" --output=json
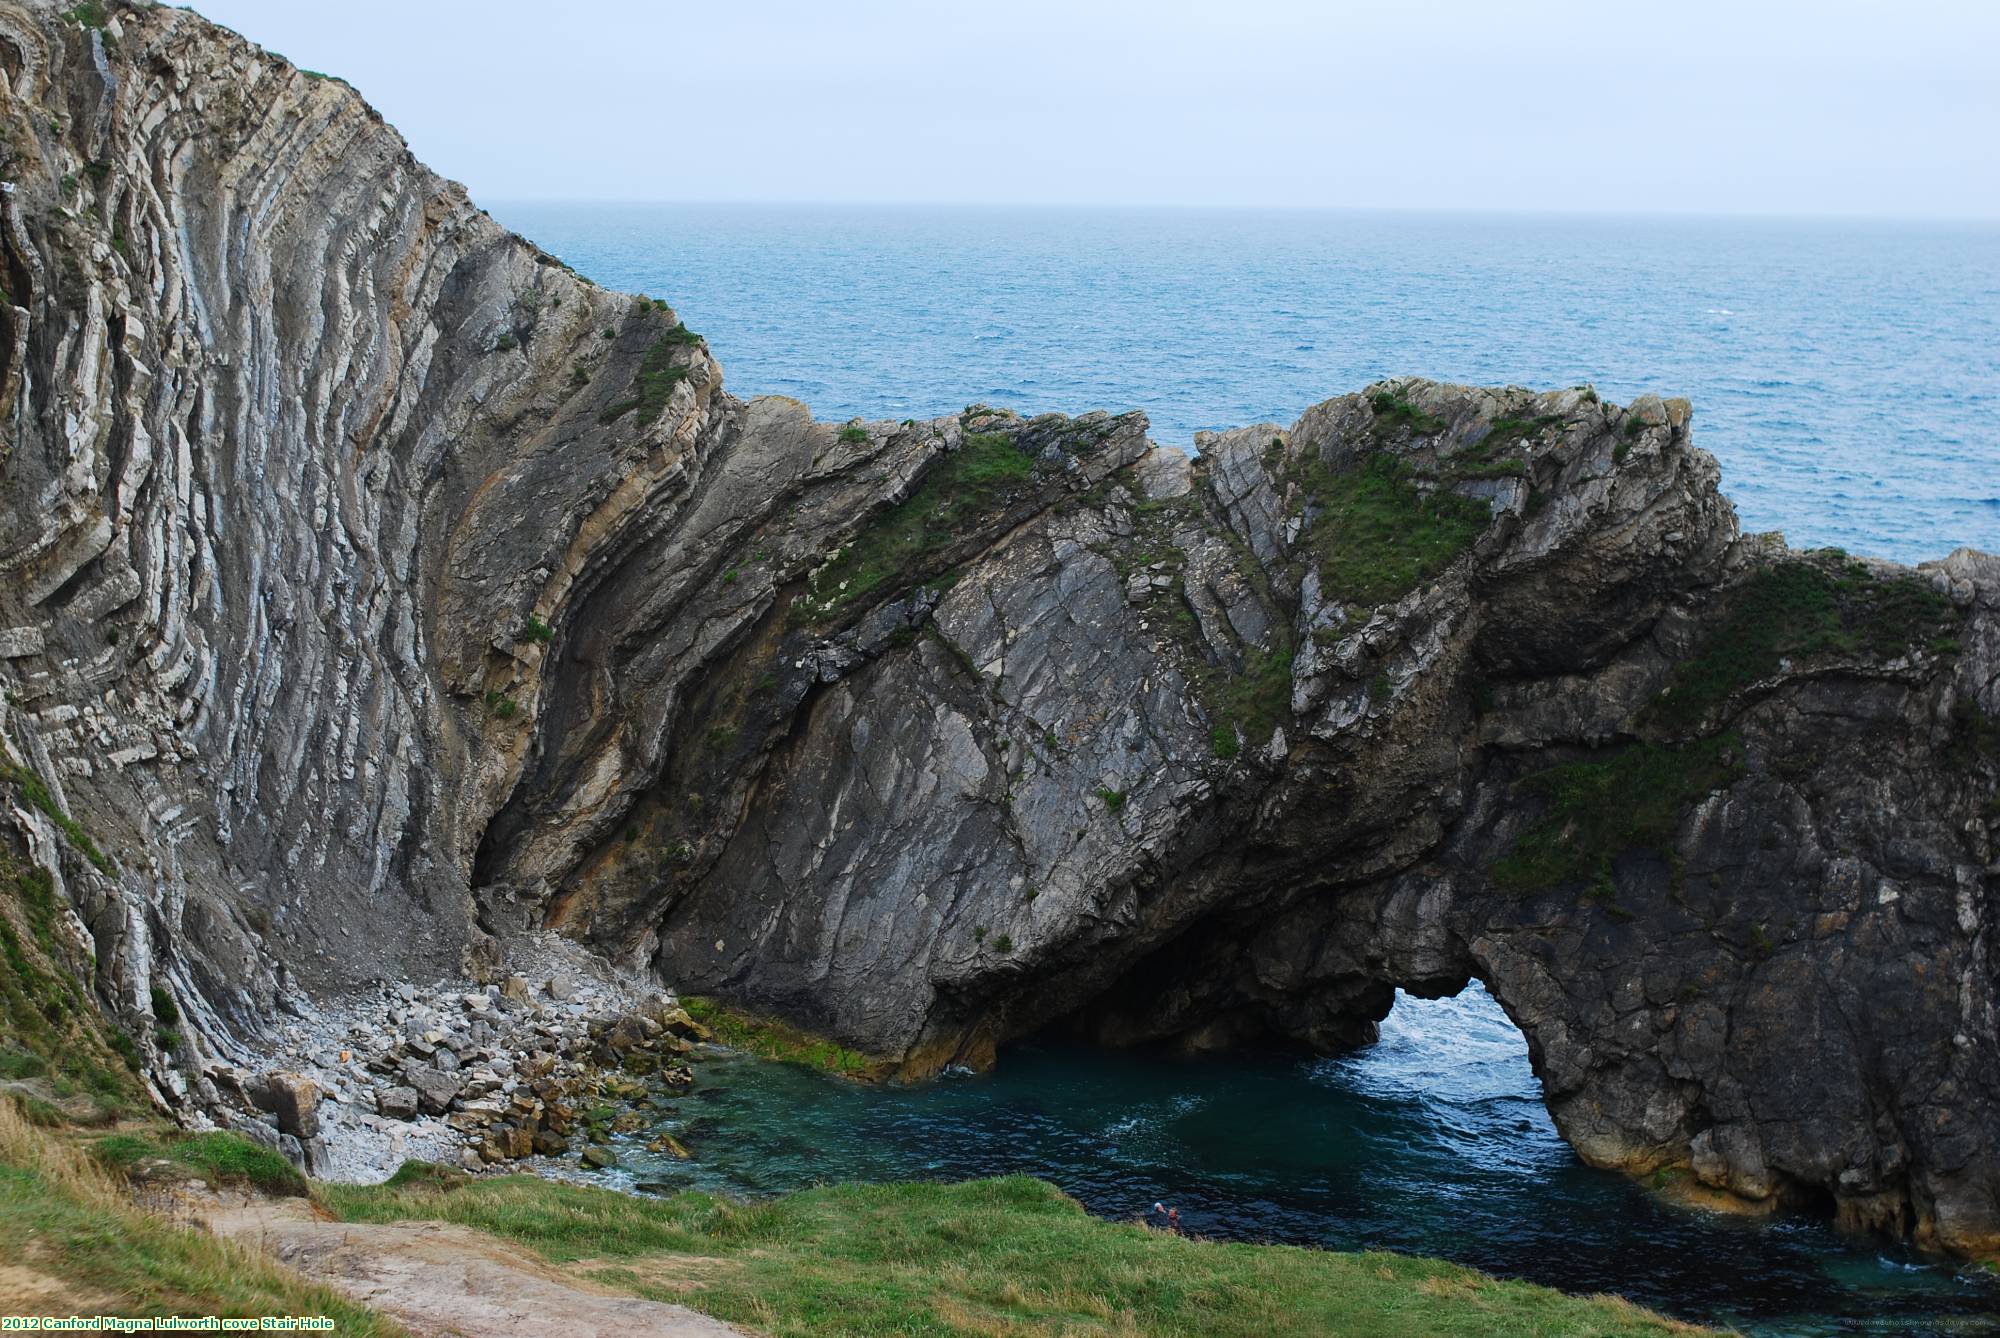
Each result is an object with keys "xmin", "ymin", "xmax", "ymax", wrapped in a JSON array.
[{"xmin": 204, "ymin": 1200, "xmax": 749, "ymax": 1338}]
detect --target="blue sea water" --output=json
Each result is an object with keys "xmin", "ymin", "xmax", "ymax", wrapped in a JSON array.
[
  {"xmin": 491, "ymin": 204, "xmax": 2000, "ymax": 565},
  {"xmin": 494, "ymin": 204, "xmax": 2000, "ymax": 1332}
]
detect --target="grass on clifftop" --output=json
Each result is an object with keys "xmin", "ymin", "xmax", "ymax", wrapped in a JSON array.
[
  {"xmin": 1293, "ymin": 453, "xmax": 1491, "ymax": 608},
  {"xmin": 794, "ymin": 432, "xmax": 1037, "ymax": 626},
  {"xmin": 323, "ymin": 1169, "xmax": 1706, "ymax": 1338},
  {"xmin": 1646, "ymin": 557, "xmax": 1960, "ymax": 735},
  {"xmin": 0, "ymin": 1098, "xmax": 401, "ymax": 1332},
  {"xmin": 597, "ymin": 323, "xmax": 701, "ymax": 427}
]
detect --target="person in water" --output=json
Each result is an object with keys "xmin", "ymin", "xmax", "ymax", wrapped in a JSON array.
[{"xmin": 1148, "ymin": 1202, "xmax": 1183, "ymax": 1234}]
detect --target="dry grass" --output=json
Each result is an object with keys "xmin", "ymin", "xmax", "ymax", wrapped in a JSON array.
[{"xmin": 0, "ymin": 1096, "xmax": 402, "ymax": 1332}]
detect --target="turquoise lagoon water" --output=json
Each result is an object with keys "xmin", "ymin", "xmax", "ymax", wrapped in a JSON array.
[
  {"xmin": 494, "ymin": 205, "xmax": 2000, "ymax": 1332},
  {"xmin": 592, "ymin": 990, "xmax": 1997, "ymax": 1337}
]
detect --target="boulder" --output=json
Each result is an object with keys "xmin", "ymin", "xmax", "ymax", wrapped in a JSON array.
[
  {"xmin": 399, "ymin": 1062, "xmax": 463, "ymax": 1115},
  {"xmin": 376, "ymin": 1086, "xmax": 421, "ymax": 1121},
  {"xmin": 646, "ymin": 1131, "xmax": 691, "ymax": 1160},
  {"xmin": 258, "ymin": 1072, "xmax": 322, "ymax": 1140}
]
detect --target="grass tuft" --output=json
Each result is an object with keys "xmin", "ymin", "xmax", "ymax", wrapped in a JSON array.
[
  {"xmin": 1293, "ymin": 454, "xmax": 1490, "ymax": 607},
  {"xmin": 794, "ymin": 433, "xmax": 1036, "ymax": 627},
  {"xmin": 680, "ymin": 997, "xmax": 879, "ymax": 1077}
]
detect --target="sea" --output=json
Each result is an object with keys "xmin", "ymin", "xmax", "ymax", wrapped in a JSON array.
[
  {"xmin": 493, "ymin": 204, "xmax": 2000, "ymax": 566},
  {"xmin": 491, "ymin": 203, "xmax": 2000, "ymax": 1334}
]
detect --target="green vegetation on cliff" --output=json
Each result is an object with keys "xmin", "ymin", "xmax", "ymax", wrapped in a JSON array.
[
  {"xmin": 1199, "ymin": 642, "xmax": 1295, "ymax": 759},
  {"xmin": 1647, "ymin": 557, "xmax": 1959, "ymax": 734},
  {"xmin": 1492, "ymin": 736, "xmax": 1741, "ymax": 900},
  {"xmin": 795, "ymin": 432, "xmax": 1037, "ymax": 626},
  {"xmin": 0, "ymin": 842, "xmax": 142, "ymax": 1125},
  {"xmin": 325, "ymin": 1168, "xmax": 1706, "ymax": 1337},
  {"xmin": 1, "ymin": 761, "xmax": 113, "ymax": 872},
  {"xmin": 681, "ymin": 996, "xmax": 880, "ymax": 1076},
  {"xmin": 0, "ymin": 1101, "xmax": 400, "ymax": 1331},
  {"xmin": 1293, "ymin": 453, "xmax": 1490, "ymax": 607},
  {"xmin": 598, "ymin": 322, "xmax": 701, "ymax": 426}
]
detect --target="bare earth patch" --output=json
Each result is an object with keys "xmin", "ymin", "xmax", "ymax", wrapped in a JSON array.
[
  {"xmin": 0, "ymin": 1259, "xmax": 118, "ymax": 1314},
  {"xmin": 203, "ymin": 1200, "xmax": 746, "ymax": 1338}
]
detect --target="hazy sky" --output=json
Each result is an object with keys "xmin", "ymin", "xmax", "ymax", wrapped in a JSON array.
[{"xmin": 194, "ymin": 1, "xmax": 1998, "ymax": 219}]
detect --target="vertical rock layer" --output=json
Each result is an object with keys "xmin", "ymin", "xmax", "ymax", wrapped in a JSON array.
[{"xmin": 0, "ymin": 0, "xmax": 1993, "ymax": 1257}]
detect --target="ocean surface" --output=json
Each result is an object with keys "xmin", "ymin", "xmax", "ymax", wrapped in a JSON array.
[
  {"xmin": 496, "ymin": 204, "xmax": 2000, "ymax": 1332},
  {"xmin": 491, "ymin": 204, "xmax": 2000, "ymax": 565}
]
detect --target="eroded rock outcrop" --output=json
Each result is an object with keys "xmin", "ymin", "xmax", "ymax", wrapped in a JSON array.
[{"xmin": 0, "ymin": 0, "xmax": 1994, "ymax": 1257}]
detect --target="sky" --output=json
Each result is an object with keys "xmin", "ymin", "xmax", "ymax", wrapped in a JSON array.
[{"xmin": 193, "ymin": 1, "xmax": 2000, "ymax": 219}]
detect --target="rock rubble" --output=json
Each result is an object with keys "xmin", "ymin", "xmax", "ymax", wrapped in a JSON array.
[{"xmin": 196, "ymin": 940, "xmax": 709, "ymax": 1182}]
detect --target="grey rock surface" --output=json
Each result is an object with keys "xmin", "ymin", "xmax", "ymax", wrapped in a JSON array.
[{"xmin": 0, "ymin": 0, "xmax": 1993, "ymax": 1260}]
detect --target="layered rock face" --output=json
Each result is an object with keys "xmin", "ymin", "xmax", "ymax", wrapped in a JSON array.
[{"xmin": 0, "ymin": 0, "xmax": 1995, "ymax": 1256}]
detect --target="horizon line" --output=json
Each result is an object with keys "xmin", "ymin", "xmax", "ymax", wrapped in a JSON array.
[{"xmin": 475, "ymin": 197, "xmax": 2000, "ymax": 227}]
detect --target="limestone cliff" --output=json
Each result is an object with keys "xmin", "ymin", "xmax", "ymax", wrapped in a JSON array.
[{"xmin": 0, "ymin": 0, "xmax": 1995, "ymax": 1257}]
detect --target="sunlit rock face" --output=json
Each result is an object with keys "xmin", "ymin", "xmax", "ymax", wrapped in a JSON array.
[{"xmin": 0, "ymin": 0, "xmax": 1995, "ymax": 1256}]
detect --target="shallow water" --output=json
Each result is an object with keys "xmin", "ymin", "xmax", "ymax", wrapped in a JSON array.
[
  {"xmin": 491, "ymin": 203, "xmax": 2000, "ymax": 565},
  {"xmin": 598, "ymin": 989, "xmax": 1999, "ymax": 1336}
]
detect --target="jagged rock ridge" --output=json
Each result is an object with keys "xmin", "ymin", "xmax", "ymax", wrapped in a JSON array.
[{"xmin": 0, "ymin": 0, "xmax": 1995, "ymax": 1257}]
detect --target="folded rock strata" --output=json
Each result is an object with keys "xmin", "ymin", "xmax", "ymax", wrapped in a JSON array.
[{"xmin": 0, "ymin": 0, "xmax": 1995, "ymax": 1256}]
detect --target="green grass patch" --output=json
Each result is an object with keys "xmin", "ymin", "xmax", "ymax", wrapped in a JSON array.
[
  {"xmin": 103, "ymin": 1131, "xmax": 304, "ymax": 1195},
  {"xmin": 322, "ymin": 1171, "xmax": 1706, "ymax": 1337},
  {"xmin": 1645, "ymin": 558, "xmax": 1960, "ymax": 735},
  {"xmin": 794, "ymin": 433, "xmax": 1037, "ymax": 626},
  {"xmin": 1447, "ymin": 413, "xmax": 1562, "ymax": 480},
  {"xmin": 838, "ymin": 425, "xmax": 871, "ymax": 444},
  {"xmin": 171, "ymin": 1132, "xmax": 308, "ymax": 1195},
  {"xmin": 1, "ymin": 762, "xmax": 113, "ymax": 872},
  {"xmin": 599, "ymin": 328, "xmax": 696, "ymax": 426},
  {"xmin": 1367, "ymin": 389, "xmax": 1447, "ymax": 438},
  {"xmin": 1294, "ymin": 453, "xmax": 1491, "ymax": 607},
  {"xmin": 0, "ymin": 1103, "xmax": 397, "ymax": 1330},
  {"xmin": 1199, "ymin": 643, "xmax": 1294, "ymax": 759},
  {"xmin": 0, "ymin": 1047, "xmax": 48, "ymax": 1079},
  {"xmin": 680, "ymin": 997, "xmax": 880, "ymax": 1077},
  {"xmin": 1492, "ymin": 737, "xmax": 1741, "ymax": 899},
  {"xmin": 382, "ymin": 1158, "xmax": 471, "ymax": 1191},
  {"xmin": 89, "ymin": 1130, "xmax": 306, "ymax": 1196}
]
